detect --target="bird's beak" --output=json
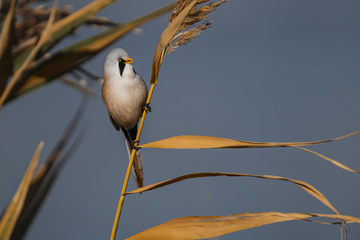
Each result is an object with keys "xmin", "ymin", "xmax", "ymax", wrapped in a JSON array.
[{"xmin": 125, "ymin": 57, "xmax": 133, "ymax": 64}]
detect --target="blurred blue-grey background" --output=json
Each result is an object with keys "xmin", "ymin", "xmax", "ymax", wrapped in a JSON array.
[{"xmin": 1, "ymin": 0, "xmax": 360, "ymax": 239}]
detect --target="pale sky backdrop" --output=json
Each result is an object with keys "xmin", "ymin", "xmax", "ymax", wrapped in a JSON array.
[{"xmin": 1, "ymin": 0, "xmax": 360, "ymax": 239}]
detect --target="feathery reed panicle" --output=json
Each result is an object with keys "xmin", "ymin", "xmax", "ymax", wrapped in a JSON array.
[{"xmin": 166, "ymin": 0, "xmax": 227, "ymax": 55}]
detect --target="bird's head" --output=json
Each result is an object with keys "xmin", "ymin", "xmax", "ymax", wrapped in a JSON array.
[{"xmin": 104, "ymin": 48, "xmax": 135, "ymax": 78}]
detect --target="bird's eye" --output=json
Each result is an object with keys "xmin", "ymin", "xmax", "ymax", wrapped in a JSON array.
[{"xmin": 117, "ymin": 58, "xmax": 121, "ymax": 62}]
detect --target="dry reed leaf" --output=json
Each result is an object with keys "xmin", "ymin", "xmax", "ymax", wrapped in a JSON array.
[
  {"xmin": 12, "ymin": 0, "xmax": 117, "ymax": 69},
  {"xmin": 29, "ymin": 98, "xmax": 86, "ymax": 195},
  {"xmin": 10, "ymin": 100, "xmax": 86, "ymax": 239},
  {"xmin": 0, "ymin": 142, "xmax": 44, "ymax": 240},
  {"xmin": 0, "ymin": 0, "xmax": 58, "ymax": 110},
  {"xmin": 126, "ymin": 172, "xmax": 340, "ymax": 216},
  {"xmin": 5, "ymin": 2, "xmax": 176, "ymax": 103},
  {"xmin": 60, "ymin": 76, "xmax": 97, "ymax": 97},
  {"xmin": 0, "ymin": 0, "xmax": 16, "ymax": 95},
  {"xmin": 15, "ymin": 0, "xmax": 118, "ymax": 62},
  {"xmin": 126, "ymin": 212, "xmax": 359, "ymax": 240},
  {"xmin": 293, "ymin": 146, "xmax": 360, "ymax": 174},
  {"xmin": 140, "ymin": 131, "xmax": 360, "ymax": 149},
  {"xmin": 38, "ymin": 0, "xmax": 117, "ymax": 56},
  {"xmin": 139, "ymin": 131, "xmax": 360, "ymax": 173}
]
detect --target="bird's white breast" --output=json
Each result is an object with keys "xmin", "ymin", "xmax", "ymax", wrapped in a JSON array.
[{"xmin": 102, "ymin": 72, "xmax": 147, "ymax": 130}]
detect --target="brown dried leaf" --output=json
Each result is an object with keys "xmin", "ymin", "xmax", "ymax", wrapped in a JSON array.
[
  {"xmin": 293, "ymin": 146, "xmax": 360, "ymax": 174},
  {"xmin": 140, "ymin": 131, "xmax": 360, "ymax": 149},
  {"xmin": 0, "ymin": 0, "xmax": 16, "ymax": 95},
  {"xmin": 126, "ymin": 172, "xmax": 340, "ymax": 217},
  {"xmin": 10, "ymin": 100, "xmax": 86, "ymax": 240},
  {"xmin": 126, "ymin": 212, "xmax": 359, "ymax": 240},
  {"xmin": 140, "ymin": 131, "xmax": 360, "ymax": 173},
  {"xmin": 60, "ymin": 76, "xmax": 97, "ymax": 98},
  {"xmin": 0, "ymin": 142, "xmax": 43, "ymax": 240},
  {"xmin": 0, "ymin": 0, "xmax": 58, "ymax": 110}
]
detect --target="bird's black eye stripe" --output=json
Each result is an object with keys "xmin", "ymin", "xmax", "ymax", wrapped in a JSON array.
[{"xmin": 118, "ymin": 59, "xmax": 125, "ymax": 76}]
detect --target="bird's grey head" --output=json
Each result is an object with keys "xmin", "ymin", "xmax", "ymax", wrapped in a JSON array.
[{"xmin": 105, "ymin": 48, "xmax": 134, "ymax": 77}]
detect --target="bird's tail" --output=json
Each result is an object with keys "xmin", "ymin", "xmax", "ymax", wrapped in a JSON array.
[{"xmin": 123, "ymin": 135, "xmax": 144, "ymax": 190}]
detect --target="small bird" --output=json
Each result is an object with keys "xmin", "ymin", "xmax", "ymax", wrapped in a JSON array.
[{"xmin": 102, "ymin": 48, "xmax": 149, "ymax": 189}]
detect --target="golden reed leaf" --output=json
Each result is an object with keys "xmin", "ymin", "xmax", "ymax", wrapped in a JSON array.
[
  {"xmin": 140, "ymin": 131, "xmax": 360, "ymax": 174},
  {"xmin": 126, "ymin": 212, "xmax": 359, "ymax": 240},
  {"xmin": 293, "ymin": 146, "xmax": 360, "ymax": 174},
  {"xmin": 0, "ymin": 142, "xmax": 43, "ymax": 240},
  {"xmin": 126, "ymin": 172, "xmax": 340, "ymax": 217},
  {"xmin": 140, "ymin": 131, "xmax": 360, "ymax": 149}
]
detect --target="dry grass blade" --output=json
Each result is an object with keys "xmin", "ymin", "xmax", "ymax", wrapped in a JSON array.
[
  {"xmin": 0, "ymin": 142, "xmax": 44, "ymax": 240},
  {"xmin": 139, "ymin": 132, "xmax": 360, "ymax": 174},
  {"xmin": 0, "ymin": 0, "xmax": 16, "ymax": 95},
  {"xmin": 13, "ymin": 0, "xmax": 119, "ymax": 66},
  {"xmin": 293, "ymin": 146, "xmax": 360, "ymax": 174},
  {"xmin": 126, "ymin": 172, "xmax": 340, "ymax": 216},
  {"xmin": 140, "ymin": 131, "xmax": 360, "ymax": 149},
  {"xmin": 37, "ymin": 0, "xmax": 117, "ymax": 58},
  {"xmin": 28, "ymin": 97, "xmax": 86, "ymax": 199},
  {"xmin": 60, "ymin": 76, "xmax": 97, "ymax": 98},
  {"xmin": 0, "ymin": 0, "xmax": 58, "ymax": 111},
  {"xmin": 9, "ymin": 99, "xmax": 87, "ymax": 240},
  {"xmin": 5, "ymin": 2, "xmax": 176, "ymax": 104},
  {"xmin": 126, "ymin": 212, "xmax": 359, "ymax": 240},
  {"xmin": 77, "ymin": 67, "xmax": 103, "ymax": 84}
]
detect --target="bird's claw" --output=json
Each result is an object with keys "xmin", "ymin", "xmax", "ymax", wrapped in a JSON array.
[
  {"xmin": 142, "ymin": 103, "xmax": 151, "ymax": 113},
  {"xmin": 131, "ymin": 140, "xmax": 141, "ymax": 151}
]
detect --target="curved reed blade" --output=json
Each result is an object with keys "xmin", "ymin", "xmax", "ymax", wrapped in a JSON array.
[
  {"xmin": 126, "ymin": 172, "xmax": 349, "ymax": 239},
  {"xmin": 0, "ymin": 142, "xmax": 43, "ymax": 240},
  {"xmin": 4, "ymin": 2, "xmax": 176, "ymax": 104},
  {"xmin": 126, "ymin": 212, "xmax": 359, "ymax": 240},
  {"xmin": 0, "ymin": 0, "xmax": 16, "ymax": 95},
  {"xmin": 60, "ymin": 76, "xmax": 98, "ymax": 98},
  {"xmin": 0, "ymin": 0, "xmax": 58, "ymax": 110},
  {"xmin": 293, "ymin": 146, "xmax": 360, "ymax": 174},
  {"xmin": 13, "ymin": 0, "xmax": 119, "ymax": 71},
  {"xmin": 126, "ymin": 172, "xmax": 340, "ymax": 216},
  {"xmin": 9, "ymin": 98, "xmax": 87, "ymax": 240},
  {"xmin": 139, "ymin": 131, "xmax": 360, "ymax": 174},
  {"xmin": 140, "ymin": 131, "xmax": 360, "ymax": 149},
  {"xmin": 26, "ymin": 97, "xmax": 87, "ymax": 206}
]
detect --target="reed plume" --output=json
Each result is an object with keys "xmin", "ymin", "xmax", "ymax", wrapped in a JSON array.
[{"xmin": 165, "ymin": 0, "xmax": 227, "ymax": 55}]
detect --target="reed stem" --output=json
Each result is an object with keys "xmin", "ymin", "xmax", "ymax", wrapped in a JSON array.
[{"xmin": 110, "ymin": 84, "xmax": 156, "ymax": 240}]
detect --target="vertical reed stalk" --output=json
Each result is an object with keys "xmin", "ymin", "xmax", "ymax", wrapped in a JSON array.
[
  {"xmin": 110, "ymin": 84, "xmax": 155, "ymax": 240},
  {"xmin": 109, "ymin": 1, "xmax": 226, "ymax": 238}
]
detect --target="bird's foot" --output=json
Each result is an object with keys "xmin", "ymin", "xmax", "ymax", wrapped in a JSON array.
[
  {"xmin": 142, "ymin": 103, "xmax": 151, "ymax": 113},
  {"xmin": 131, "ymin": 140, "xmax": 141, "ymax": 151}
]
